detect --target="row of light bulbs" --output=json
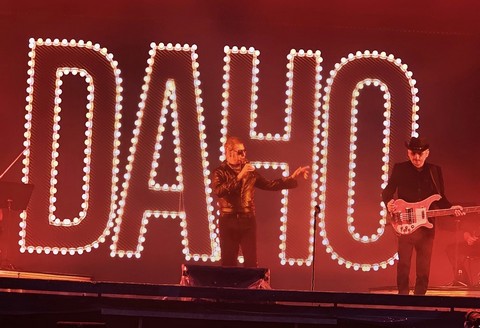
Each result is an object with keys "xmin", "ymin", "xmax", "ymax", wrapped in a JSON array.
[{"xmin": 22, "ymin": 39, "xmax": 418, "ymax": 272}]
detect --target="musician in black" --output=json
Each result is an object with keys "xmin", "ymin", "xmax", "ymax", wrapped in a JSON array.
[{"xmin": 382, "ymin": 136, "xmax": 464, "ymax": 295}]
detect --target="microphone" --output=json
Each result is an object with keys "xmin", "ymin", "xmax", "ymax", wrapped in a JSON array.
[{"xmin": 241, "ymin": 159, "xmax": 252, "ymax": 169}]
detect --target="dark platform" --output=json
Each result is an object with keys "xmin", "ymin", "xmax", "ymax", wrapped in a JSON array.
[
  {"xmin": 0, "ymin": 272, "xmax": 479, "ymax": 328},
  {"xmin": 180, "ymin": 264, "xmax": 271, "ymax": 289}
]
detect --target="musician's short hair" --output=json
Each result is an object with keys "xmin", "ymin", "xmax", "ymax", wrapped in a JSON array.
[{"xmin": 225, "ymin": 136, "xmax": 243, "ymax": 151}]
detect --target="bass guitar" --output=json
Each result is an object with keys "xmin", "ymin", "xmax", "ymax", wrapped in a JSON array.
[{"xmin": 390, "ymin": 194, "xmax": 480, "ymax": 235}]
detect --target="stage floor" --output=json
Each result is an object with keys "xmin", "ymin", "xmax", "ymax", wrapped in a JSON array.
[
  {"xmin": 370, "ymin": 284, "xmax": 480, "ymax": 297},
  {"xmin": 0, "ymin": 270, "xmax": 479, "ymax": 328}
]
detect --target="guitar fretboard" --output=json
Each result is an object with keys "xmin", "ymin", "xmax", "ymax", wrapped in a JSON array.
[{"xmin": 427, "ymin": 206, "xmax": 480, "ymax": 218}]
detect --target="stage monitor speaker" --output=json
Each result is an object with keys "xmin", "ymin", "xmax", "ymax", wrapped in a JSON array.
[{"xmin": 180, "ymin": 264, "xmax": 271, "ymax": 289}]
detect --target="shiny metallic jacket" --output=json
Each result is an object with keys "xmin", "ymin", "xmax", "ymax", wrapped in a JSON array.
[{"xmin": 212, "ymin": 161, "xmax": 298, "ymax": 215}]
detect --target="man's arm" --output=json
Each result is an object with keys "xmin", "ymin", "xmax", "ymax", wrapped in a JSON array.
[
  {"xmin": 382, "ymin": 164, "xmax": 399, "ymax": 205},
  {"xmin": 382, "ymin": 164, "xmax": 401, "ymax": 214},
  {"xmin": 254, "ymin": 166, "xmax": 309, "ymax": 191}
]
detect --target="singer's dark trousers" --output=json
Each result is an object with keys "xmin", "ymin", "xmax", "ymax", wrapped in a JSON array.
[
  {"xmin": 219, "ymin": 212, "xmax": 257, "ymax": 267},
  {"xmin": 397, "ymin": 227, "xmax": 434, "ymax": 295}
]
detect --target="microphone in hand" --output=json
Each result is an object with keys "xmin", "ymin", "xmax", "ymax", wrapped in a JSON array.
[
  {"xmin": 242, "ymin": 159, "xmax": 255, "ymax": 171},
  {"xmin": 238, "ymin": 159, "xmax": 255, "ymax": 180}
]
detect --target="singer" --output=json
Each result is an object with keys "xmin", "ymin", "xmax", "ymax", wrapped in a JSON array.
[{"xmin": 212, "ymin": 136, "xmax": 309, "ymax": 267}]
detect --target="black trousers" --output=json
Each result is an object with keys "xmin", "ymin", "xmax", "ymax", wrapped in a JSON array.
[
  {"xmin": 218, "ymin": 212, "xmax": 257, "ymax": 268},
  {"xmin": 397, "ymin": 227, "xmax": 435, "ymax": 295}
]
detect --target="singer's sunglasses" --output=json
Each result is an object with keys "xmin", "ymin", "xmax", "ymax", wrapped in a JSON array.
[{"xmin": 235, "ymin": 149, "xmax": 247, "ymax": 156}]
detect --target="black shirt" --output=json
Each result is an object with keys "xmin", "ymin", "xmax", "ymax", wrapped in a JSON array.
[{"xmin": 382, "ymin": 161, "xmax": 451, "ymax": 210}]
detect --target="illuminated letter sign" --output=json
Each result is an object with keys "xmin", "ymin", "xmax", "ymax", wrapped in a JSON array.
[
  {"xmin": 318, "ymin": 51, "xmax": 419, "ymax": 271},
  {"xmin": 21, "ymin": 38, "xmax": 122, "ymax": 255},
  {"xmin": 220, "ymin": 46, "xmax": 323, "ymax": 266},
  {"xmin": 111, "ymin": 43, "xmax": 216, "ymax": 261},
  {"xmin": 21, "ymin": 39, "xmax": 418, "ymax": 273}
]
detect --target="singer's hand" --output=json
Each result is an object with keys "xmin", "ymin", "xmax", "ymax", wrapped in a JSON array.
[
  {"xmin": 291, "ymin": 166, "xmax": 310, "ymax": 180},
  {"xmin": 237, "ymin": 163, "xmax": 255, "ymax": 180}
]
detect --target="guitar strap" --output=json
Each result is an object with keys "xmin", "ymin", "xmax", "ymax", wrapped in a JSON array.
[
  {"xmin": 429, "ymin": 165, "xmax": 441, "ymax": 195},
  {"xmin": 429, "ymin": 165, "xmax": 442, "ymax": 219}
]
